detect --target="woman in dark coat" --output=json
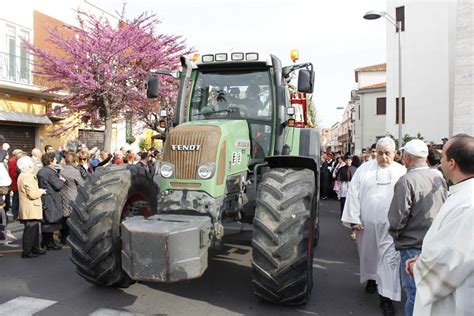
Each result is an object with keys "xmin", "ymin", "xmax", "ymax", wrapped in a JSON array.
[
  {"xmin": 320, "ymin": 154, "xmax": 330, "ymax": 200},
  {"xmin": 37, "ymin": 152, "xmax": 65, "ymax": 250},
  {"xmin": 336, "ymin": 154, "xmax": 358, "ymax": 215},
  {"xmin": 59, "ymin": 152, "xmax": 83, "ymax": 244}
]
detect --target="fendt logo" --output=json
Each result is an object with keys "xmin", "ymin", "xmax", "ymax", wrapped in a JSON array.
[{"xmin": 171, "ymin": 144, "xmax": 202, "ymax": 151}]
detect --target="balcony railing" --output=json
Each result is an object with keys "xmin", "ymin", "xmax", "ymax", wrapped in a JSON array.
[
  {"xmin": 0, "ymin": 51, "xmax": 54, "ymax": 88},
  {"xmin": 0, "ymin": 51, "xmax": 33, "ymax": 84}
]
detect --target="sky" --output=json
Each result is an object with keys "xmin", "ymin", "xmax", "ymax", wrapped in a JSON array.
[{"xmin": 25, "ymin": 0, "xmax": 388, "ymax": 128}]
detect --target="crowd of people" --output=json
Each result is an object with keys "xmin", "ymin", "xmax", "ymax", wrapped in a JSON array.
[
  {"xmin": 0, "ymin": 142, "xmax": 162, "ymax": 258},
  {"xmin": 0, "ymin": 134, "xmax": 472, "ymax": 316},
  {"xmin": 339, "ymin": 135, "xmax": 473, "ymax": 316}
]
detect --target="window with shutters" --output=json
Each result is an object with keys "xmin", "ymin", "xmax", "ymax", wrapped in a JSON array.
[
  {"xmin": 376, "ymin": 97, "xmax": 386, "ymax": 115},
  {"xmin": 396, "ymin": 97, "xmax": 405, "ymax": 124},
  {"xmin": 396, "ymin": 6, "xmax": 405, "ymax": 32}
]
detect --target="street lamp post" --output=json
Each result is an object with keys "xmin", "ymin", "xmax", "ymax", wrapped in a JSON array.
[{"xmin": 364, "ymin": 10, "xmax": 403, "ymax": 148}]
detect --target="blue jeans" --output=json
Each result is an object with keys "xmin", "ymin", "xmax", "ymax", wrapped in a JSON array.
[{"xmin": 400, "ymin": 248, "xmax": 421, "ymax": 316}]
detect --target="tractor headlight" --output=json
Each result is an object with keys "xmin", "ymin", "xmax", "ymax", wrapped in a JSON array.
[
  {"xmin": 160, "ymin": 163, "xmax": 175, "ymax": 178},
  {"xmin": 197, "ymin": 163, "xmax": 215, "ymax": 180}
]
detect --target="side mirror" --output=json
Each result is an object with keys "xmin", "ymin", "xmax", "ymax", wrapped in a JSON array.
[
  {"xmin": 298, "ymin": 69, "xmax": 314, "ymax": 94},
  {"xmin": 147, "ymin": 77, "xmax": 160, "ymax": 99}
]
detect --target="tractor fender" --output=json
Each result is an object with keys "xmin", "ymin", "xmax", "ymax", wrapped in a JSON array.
[{"xmin": 264, "ymin": 155, "xmax": 318, "ymax": 184}]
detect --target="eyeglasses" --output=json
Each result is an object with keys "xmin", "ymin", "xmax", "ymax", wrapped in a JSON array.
[{"xmin": 376, "ymin": 167, "xmax": 392, "ymax": 185}]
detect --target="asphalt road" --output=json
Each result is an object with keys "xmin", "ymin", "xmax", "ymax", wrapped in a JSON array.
[{"xmin": 0, "ymin": 199, "xmax": 403, "ymax": 315}]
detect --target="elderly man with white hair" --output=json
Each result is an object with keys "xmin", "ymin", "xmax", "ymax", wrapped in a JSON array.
[
  {"xmin": 31, "ymin": 148, "xmax": 43, "ymax": 174},
  {"xmin": 341, "ymin": 137, "xmax": 406, "ymax": 316},
  {"xmin": 17, "ymin": 156, "xmax": 47, "ymax": 258}
]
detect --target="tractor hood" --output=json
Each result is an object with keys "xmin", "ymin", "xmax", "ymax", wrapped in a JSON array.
[{"xmin": 160, "ymin": 119, "xmax": 251, "ymax": 198}]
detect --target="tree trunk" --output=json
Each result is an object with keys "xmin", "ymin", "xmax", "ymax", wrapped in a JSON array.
[{"xmin": 103, "ymin": 102, "xmax": 113, "ymax": 152}]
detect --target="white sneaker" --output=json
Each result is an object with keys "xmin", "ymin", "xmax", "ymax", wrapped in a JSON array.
[
  {"xmin": 350, "ymin": 231, "xmax": 357, "ymax": 241},
  {"xmin": 3, "ymin": 243, "xmax": 19, "ymax": 248},
  {"xmin": 5, "ymin": 230, "xmax": 16, "ymax": 241}
]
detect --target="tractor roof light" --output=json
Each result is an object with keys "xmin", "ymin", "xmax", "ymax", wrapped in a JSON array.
[
  {"xmin": 231, "ymin": 52, "xmax": 244, "ymax": 61},
  {"xmin": 192, "ymin": 54, "xmax": 200, "ymax": 62},
  {"xmin": 202, "ymin": 54, "xmax": 214, "ymax": 63},
  {"xmin": 288, "ymin": 118, "xmax": 296, "ymax": 127},
  {"xmin": 291, "ymin": 49, "xmax": 299, "ymax": 62},
  {"xmin": 246, "ymin": 53, "xmax": 259, "ymax": 61},
  {"xmin": 215, "ymin": 53, "xmax": 228, "ymax": 61},
  {"xmin": 287, "ymin": 107, "xmax": 295, "ymax": 116}
]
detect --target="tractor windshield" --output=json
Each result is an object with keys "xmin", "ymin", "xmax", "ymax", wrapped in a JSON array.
[
  {"xmin": 188, "ymin": 69, "xmax": 274, "ymax": 159},
  {"xmin": 189, "ymin": 70, "xmax": 273, "ymax": 121}
]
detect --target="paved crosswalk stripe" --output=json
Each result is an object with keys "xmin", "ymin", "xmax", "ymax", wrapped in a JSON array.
[
  {"xmin": 0, "ymin": 296, "xmax": 57, "ymax": 316},
  {"xmin": 89, "ymin": 308, "xmax": 144, "ymax": 316}
]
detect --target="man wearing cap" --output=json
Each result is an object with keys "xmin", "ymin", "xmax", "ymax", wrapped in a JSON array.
[
  {"xmin": 441, "ymin": 137, "xmax": 448, "ymax": 149},
  {"xmin": 388, "ymin": 139, "xmax": 448, "ymax": 316}
]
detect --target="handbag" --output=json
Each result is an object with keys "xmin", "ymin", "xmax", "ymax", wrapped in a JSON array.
[
  {"xmin": 333, "ymin": 180, "xmax": 341, "ymax": 192},
  {"xmin": 0, "ymin": 186, "xmax": 9, "ymax": 195}
]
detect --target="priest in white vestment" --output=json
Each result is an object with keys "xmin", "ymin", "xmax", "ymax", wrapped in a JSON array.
[
  {"xmin": 341, "ymin": 137, "xmax": 406, "ymax": 315},
  {"xmin": 406, "ymin": 135, "xmax": 474, "ymax": 315}
]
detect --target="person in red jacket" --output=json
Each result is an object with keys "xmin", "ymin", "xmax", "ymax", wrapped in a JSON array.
[{"xmin": 8, "ymin": 150, "xmax": 25, "ymax": 221}]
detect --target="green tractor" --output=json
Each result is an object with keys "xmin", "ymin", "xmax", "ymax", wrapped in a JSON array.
[{"xmin": 68, "ymin": 51, "xmax": 320, "ymax": 305}]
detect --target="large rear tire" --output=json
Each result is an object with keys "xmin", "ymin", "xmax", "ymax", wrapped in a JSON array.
[
  {"xmin": 252, "ymin": 168, "xmax": 315, "ymax": 305},
  {"xmin": 67, "ymin": 165, "xmax": 157, "ymax": 287}
]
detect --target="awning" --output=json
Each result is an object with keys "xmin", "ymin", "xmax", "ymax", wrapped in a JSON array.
[{"xmin": 0, "ymin": 110, "xmax": 52, "ymax": 125}]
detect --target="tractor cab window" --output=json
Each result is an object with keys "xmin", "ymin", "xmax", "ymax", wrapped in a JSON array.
[
  {"xmin": 190, "ymin": 70, "xmax": 273, "ymax": 121},
  {"xmin": 249, "ymin": 123, "xmax": 272, "ymax": 159}
]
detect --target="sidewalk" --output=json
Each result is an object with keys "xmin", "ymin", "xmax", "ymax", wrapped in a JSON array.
[
  {"xmin": 2, "ymin": 212, "xmax": 69, "ymax": 253},
  {"xmin": 0, "ymin": 212, "xmax": 24, "ymax": 251},
  {"xmin": 6, "ymin": 212, "xmax": 24, "ymax": 236}
]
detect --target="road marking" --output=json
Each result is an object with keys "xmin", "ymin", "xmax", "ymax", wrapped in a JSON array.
[
  {"xmin": 0, "ymin": 246, "xmax": 70, "ymax": 254},
  {"xmin": 90, "ymin": 308, "xmax": 144, "ymax": 316},
  {"xmin": 0, "ymin": 296, "xmax": 57, "ymax": 315},
  {"xmin": 312, "ymin": 263, "xmax": 328, "ymax": 270},
  {"xmin": 0, "ymin": 249, "xmax": 23, "ymax": 253},
  {"xmin": 296, "ymin": 309, "xmax": 319, "ymax": 315},
  {"xmin": 314, "ymin": 258, "xmax": 345, "ymax": 264}
]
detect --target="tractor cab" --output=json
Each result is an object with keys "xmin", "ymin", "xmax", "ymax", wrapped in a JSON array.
[{"xmin": 188, "ymin": 65, "xmax": 274, "ymax": 160}]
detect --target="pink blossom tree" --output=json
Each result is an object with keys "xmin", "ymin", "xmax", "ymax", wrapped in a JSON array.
[{"xmin": 27, "ymin": 8, "xmax": 191, "ymax": 151}]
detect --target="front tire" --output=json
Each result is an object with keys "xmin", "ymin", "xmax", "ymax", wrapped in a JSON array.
[
  {"xmin": 252, "ymin": 168, "xmax": 315, "ymax": 305},
  {"xmin": 67, "ymin": 165, "xmax": 157, "ymax": 287}
]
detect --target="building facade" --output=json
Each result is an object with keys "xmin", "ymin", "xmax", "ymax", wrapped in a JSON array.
[
  {"xmin": 1, "ymin": 3, "xmax": 150, "ymax": 152},
  {"xmin": 386, "ymin": 0, "xmax": 459, "ymax": 143},
  {"xmin": 338, "ymin": 102, "xmax": 354, "ymax": 154},
  {"xmin": 329, "ymin": 122, "xmax": 341, "ymax": 153},
  {"xmin": 452, "ymin": 0, "xmax": 473, "ymax": 135},
  {"xmin": 353, "ymin": 64, "xmax": 387, "ymax": 154},
  {"xmin": 0, "ymin": 14, "xmax": 58, "ymax": 152}
]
